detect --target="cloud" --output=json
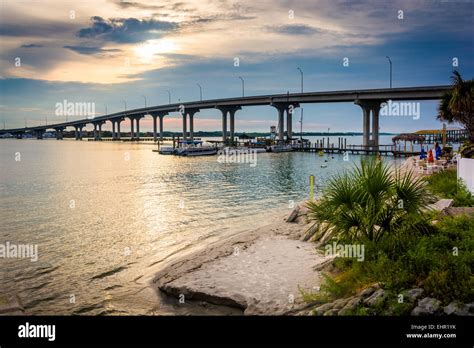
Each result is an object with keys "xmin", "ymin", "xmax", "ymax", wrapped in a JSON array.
[
  {"xmin": 63, "ymin": 45, "xmax": 122, "ymax": 55},
  {"xmin": 77, "ymin": 16, "xmax": 178, "ymax": 43},
  {"xmin": 20, "ymin": 44, "xmax": 44, "ymax": 48},
  {"xmin": 265, "ymin": 24, "xmax": 321, "ymax": 36}
]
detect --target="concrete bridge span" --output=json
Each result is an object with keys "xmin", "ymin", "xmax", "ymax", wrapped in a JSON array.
[{"xmin": 1, "ymin": 85, "xmax": 450, "ymax": 147}]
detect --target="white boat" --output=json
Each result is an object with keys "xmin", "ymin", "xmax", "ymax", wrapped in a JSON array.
[
  {"xmin": 158, "ymin": 146, "xmax": 175, "ymax": 155},
  {"xmin": 176, "ymin": 146, "xmax": 218, "ymax": 156},
  {"xmin": 268, "ymin": 144, "xmax": 293, "ymax": 153},
  {"xmin": 175, "ymin": 140, "xmax": 218, "ymax": 156}
]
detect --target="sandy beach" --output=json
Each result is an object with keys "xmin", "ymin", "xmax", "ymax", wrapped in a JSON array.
[{"xmin": 152, "ymin": 205, "xmax": 333, "ymax": 315}]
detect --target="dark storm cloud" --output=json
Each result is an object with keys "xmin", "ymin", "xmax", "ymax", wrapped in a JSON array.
[
  {"xmin": 63, "ymin": 45, "xmax": 122, "ymax": 55},
  {"xmin": 77, "ymin": 16, "xmax": 178, "ymax": 43}
]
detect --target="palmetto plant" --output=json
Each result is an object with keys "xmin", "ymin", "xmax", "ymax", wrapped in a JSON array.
[{"xmin": 306, "ymin": 158, "xmax": 433, "ymax": 242}]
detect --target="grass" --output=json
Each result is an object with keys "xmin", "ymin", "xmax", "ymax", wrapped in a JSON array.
[
  {"xmin": 424, "ymin": 169, "xmax": 474, "ymax": 207},
  {"xmin": 306, "ymin": 215, "xmax": 474, "ymax": 311}
]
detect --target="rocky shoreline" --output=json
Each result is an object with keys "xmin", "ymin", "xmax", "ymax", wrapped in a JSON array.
[{"xmin": 300, "ymin": 283, "xmax": 474, "ymax": 316}]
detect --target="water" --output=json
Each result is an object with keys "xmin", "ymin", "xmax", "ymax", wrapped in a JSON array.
[{"xmin": 0, "ymin": 138, "xmax": 401, "ymax": 315}]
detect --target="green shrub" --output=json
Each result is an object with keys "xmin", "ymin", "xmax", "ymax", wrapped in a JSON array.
[
  {"xmin": 312, "ymin": 215, "xmax": 474, "ymax": 311},
  {"xmin": 425, "ymin": 169, "xmax": 474, "ymax": 207}
]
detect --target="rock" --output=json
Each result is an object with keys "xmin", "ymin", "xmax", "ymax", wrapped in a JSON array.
[
  {"xmin": 332, "ymin": 297, "xmax": 350, "ymax": 310},
  {"xmin": 323, "ymin": 308, "xmax": 339, "ymax": 316},
  {"xmin": 0, "ymin": 294, "xmax": 24, "ymax": 315},
  {"xmin": 427, "ymin": 199, "xmax": 454, "ymax": 212},
  {"xmin": 358, "ymin": 287, "xmax": 376, "ymax": 299},
  {"xmin": 364, "ymin": 289, "xmax": 386, "ymax": 307},
  {"xmin": 312, "ymin": 302, "xmax": 335, "ymax": 315},
  {"xmin": 439, "ymin": 207, "xmax": 474, "ymax": 217},
  {"xmin": 402, "ymin": 288, "xmax": 424, "ymax": 303},
  {"xmin": 444, "ymin": 302, "xmax": 470, "ymax": 316},
  {"xmin": 411, "ymin": 297, "xmax": 441, "ymax": 316},
  {"xmin": 301, "ymin": 223, "xmax": 319, "ymax": 242},
  {"xmin": 338, "ymin": 296, "xmax": 362, "ymax": 315},
  {"xmin": 286, "ymin": 206, "xmax": 300, "ymax": 223}
]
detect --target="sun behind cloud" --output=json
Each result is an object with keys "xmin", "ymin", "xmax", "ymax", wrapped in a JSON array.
[{"xmin": 134, "ymin": 39, "xmax": 179, "ymax": 63}]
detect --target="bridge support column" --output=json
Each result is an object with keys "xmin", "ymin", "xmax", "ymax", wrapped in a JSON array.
[
  {"xmin": 136, "ymin": 117, "xmax": 141, "ymax": 140},
  {"xmin": 229, "ymin": 111, "xmax": 235, "ymax": 145},
  {"xmin": 189, "ymin": 113, "xmax": 194, "ymax": 141},
  {"xmin": 182, "ymin": 113, "xmax": 187, "ymax": 141},
  {"xmin": 278, "ymin": 108, "xmax": 284, "ymax": 142},
  {"xmin": 55, "ymin": 128, "xmax": 64, "ymax": 140},
  {"xmin": 98, "ymin": 122, "xmax": 103, "ymax": 140},
  {"xmin": 271, "ymin": 103, "xmax": 298, "ymax": 144},
  {"xmin": 363, "ymin": 106, "xmax": 370, "ymax": 147},
  {"xmin": 371, "ymin": 105, "xmax": 380, "ymax": 149},
  {"xmin": 129, "ymin": 117, "xmax": 134, "ymax": 140},
  {"xmin": 111, "ymin": 120, "xmax": 116, "ymax": 140},
  {"xmin": 286, "ymin": 107, "xmax": 293, "ymax": 142},
  {"xmin": 152, "ymin": 115, "xmax": 158, "ymax": 141},
  {"xmin": 116, "ymin": 120, "xmax": 122, "ymax": 140},
  {"xmin": 222, "ymin": 111, "xmax": 227, "ymax": 143},
  {"xmin": 93, "ymin": 124, "xmax": 98, "ymax": 140},
  {"xmin": 355, "ymin": 99, "xmax": 384, "ymax": 150},
  {"xmin": 76, "ymin": 125, "xmax": 84, "ymax": 140},
  {"xmin": 36, "ymin": 130, "xmax": 44, "ymax": 140},
  {"xmin": 216, "ymin": 106, "xmax": 240, "ymax": 145},
  {"xmin": 159, "ymin": 115, "xmax": 164, "ymax": 140}
]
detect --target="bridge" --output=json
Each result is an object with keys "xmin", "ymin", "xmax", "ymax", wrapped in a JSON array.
[{"xmin": 0, "ymin": 85, "xmax": 450, "ymax": 148}]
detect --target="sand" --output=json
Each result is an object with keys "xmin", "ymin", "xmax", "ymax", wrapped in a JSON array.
[{"xmin": 152, "ymin": 207, "xmax": 332, "ymax": 315}]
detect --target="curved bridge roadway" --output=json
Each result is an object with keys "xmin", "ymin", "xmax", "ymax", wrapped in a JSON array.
[{"xmin": 1, "ymin": 85, "xmax": 450, "ymax": 147}]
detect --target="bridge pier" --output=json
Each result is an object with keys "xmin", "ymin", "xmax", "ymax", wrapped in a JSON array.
[
  {"xmin": 152, "ymin": 114, "xmax": 158, "ymax": 141},
  {"xmin": 129, "ymin": 117, "xmax": 134, "ymax": 140},
  {"xmin": 286, "ymin": 107, "xmax": 293, "ymax": 141},
  {"xmin": 187, "ymin": 109, "xmax": 199, "ymax": 141},
  {"xmin": 271, "ymin": 103, "xmax": 298, "ymax": 143},
  {"xmin": 217, "ymin": 106, "xmax": 240, "ymax": 145},
  {"xmin": 111, "ymin": 120, "xmax": 116, "ymax": 140},
  {"xmin": 74, "ymin": 125, "xmax": 84, "ymax": 140},
  {"xmin": 151, "ymin": 113, "xmax": 165, "ymax": 141},
  {"xmin": 54, "ymin": 127, "xmax": 64, "ymax": 140},
  {"xmin": 116, "ymin": 119, "xmax": 122, "ymax": 140},
  {"xmin": 159, "ymin": 114, "xmax": 164, "ymax": 140},
  {"xmin": 35, "ymin": 129, "xmax": 44, "ymax": 140},
  {"xmin": 182, "ymin": 113, "xmax": 187, "ymax": 141},
  {"xmin": 135, "ymin": 117, "xmax": 141, "ymax": 140},
  {"xmin": 355, "ymin": 100, "xmax": 383, "ymax": 150},
  {"xmin": 93, "ymin": 121, "xmax": 105, "ymax": 140}
]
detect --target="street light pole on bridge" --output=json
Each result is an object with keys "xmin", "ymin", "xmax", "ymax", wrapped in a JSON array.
[
  {"xmin": 238, "ymin": 76, "xmax": 245, "ymax": 97},
  {"xmin": 297, "ymin": 67, "xmax": 304, "ymax": 93},
  {"xmin": 197, "ymin": 83, "xmax": 202, "ymax": 101},
  {"xmin": 166, "ymin": 90, "xmax": 171, "ymax": 104},
  {"xmin": 142, "ymin": 95, "xmax": 147, "ymax": 108},
  {"xmin": 386, "ymin": 56, "xmax": 392, "ymax": 88}
]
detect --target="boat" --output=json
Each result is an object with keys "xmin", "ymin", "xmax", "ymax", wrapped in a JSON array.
[
  {"xmin": 176, "ymin": 146, "xmax": 218, "ymax": 156},
  {"xmin": 175, "ymin": 140, "xmax": 218, "ymax": 156},
  {"xmin": 268, "ymin": 144, "xmax": 293, "ymax": 153},
  {"xmin": 158, "ymin": 146, "xmax": 175, "ymax": 155}
]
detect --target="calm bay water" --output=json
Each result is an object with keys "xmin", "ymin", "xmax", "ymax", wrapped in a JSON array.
[{"xmin": 0, "ymin": 138, "xmax": 402, "ymax": 315}]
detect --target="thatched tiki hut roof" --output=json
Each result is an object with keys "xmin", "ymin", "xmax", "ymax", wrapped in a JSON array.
[{"xmin": 392, "ymin": 133, "xmax": 426, "ymax": 143}]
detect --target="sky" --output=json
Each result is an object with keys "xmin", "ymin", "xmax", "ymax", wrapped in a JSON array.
[{"xmin": 0, "ymin": 0, "xmax": 473, "ymax": 133}]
